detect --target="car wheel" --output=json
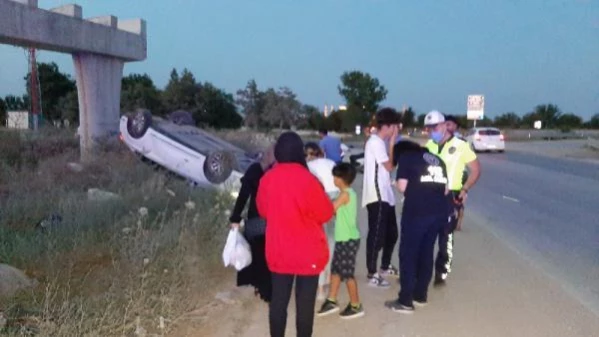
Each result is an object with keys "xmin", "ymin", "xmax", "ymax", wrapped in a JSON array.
[
  {"xmin": 203, "ymin": 151, "xmax": 235, "ymax": 184},
  {"xmin": 127, "ymin": 109, "xmax": 152, "ymax": 139}
]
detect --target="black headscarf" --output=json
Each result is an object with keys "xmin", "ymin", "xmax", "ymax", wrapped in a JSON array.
[{"xmin": 274, "ymin": 131, "xmax": 308, "ymax": 168}]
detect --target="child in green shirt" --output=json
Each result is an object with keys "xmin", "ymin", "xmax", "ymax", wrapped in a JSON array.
[{"xmin": 316, "ymin": 163, "xmax": 364, "ymax": 319}]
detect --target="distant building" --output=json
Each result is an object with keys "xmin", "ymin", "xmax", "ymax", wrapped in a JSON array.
[{"xmin": 6, "ymin": 111, "xmax": 30, "ymax": 129}]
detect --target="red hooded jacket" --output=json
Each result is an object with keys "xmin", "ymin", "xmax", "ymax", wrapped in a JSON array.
[{"xmin": 257, "ymin": 163, "xmax": 334, "ymax": 275}]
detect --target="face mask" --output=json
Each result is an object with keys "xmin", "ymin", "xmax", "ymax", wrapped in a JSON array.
[{"xmin": 430, "ymin": 131, "xmax": 444, "ymax": 143}]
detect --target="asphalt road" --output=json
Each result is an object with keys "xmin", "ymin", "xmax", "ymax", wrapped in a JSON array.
[{"xmin": 466, "ymin": 150, "xmax": 599, "ymax": 316}]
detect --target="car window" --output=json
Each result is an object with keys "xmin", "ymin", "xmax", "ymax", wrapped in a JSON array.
[{"xmin": 479, "ymin": 129, "xmax": 500, "ymax": 136}]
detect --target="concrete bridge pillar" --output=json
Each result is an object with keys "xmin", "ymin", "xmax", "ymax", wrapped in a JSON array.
[
  {"xmin": 0, "ymin": 0, "xmax": 147, "ymax": 161},
  {"xmin": 73, "ymin": 53, "xmax": 124, "ymax": 161}
]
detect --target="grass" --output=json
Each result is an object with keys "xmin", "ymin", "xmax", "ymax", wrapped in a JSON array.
[{"xmin": 0, "ymin": 128, "xmax": 234, "ymax": 336}]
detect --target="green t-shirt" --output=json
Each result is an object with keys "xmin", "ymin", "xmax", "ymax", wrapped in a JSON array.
[
  {"xmin": 425, "ymin": 137, "xmax": 477, "ymax": 191},
  {"xmin": 335, "ymin": 188, "xmax": 360, "ymax": 242}
]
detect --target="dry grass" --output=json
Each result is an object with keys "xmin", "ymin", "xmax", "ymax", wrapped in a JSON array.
[{"xmin": 0, "ymin": 128, "xmax": 233, "ymax": 336}]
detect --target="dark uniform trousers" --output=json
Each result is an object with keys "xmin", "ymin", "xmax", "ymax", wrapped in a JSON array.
[
  {"xmin": 398, "ymin": 214, "xmax": 446, "ymax": 305},
  {"xmin": 435, "ymin": 194, "xmax": 460, "ymax": 280}
]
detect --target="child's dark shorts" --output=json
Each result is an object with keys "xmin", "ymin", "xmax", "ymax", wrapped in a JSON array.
[{"xmin": 331, "ymin": 239, "xmax": 360, "ymax": 281}]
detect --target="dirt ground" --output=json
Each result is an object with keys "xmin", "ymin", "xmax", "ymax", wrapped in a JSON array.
[{"xmin": 191, "ymin": 183, "xmax": 599, "ymax": 337}]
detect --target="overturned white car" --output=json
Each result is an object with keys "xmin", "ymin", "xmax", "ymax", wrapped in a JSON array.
[{"xmin": 119, "ymin": 109, "xmax": 256, "ymax": 196}]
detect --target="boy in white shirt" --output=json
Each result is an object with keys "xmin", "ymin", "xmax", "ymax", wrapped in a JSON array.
[
  {"xmin": 305, "ymin": 142, "xmax": 339, "ymax": 299},
  {"xmin": 362, "ymin": 108, "xmax": 401, "ymax": 287}
]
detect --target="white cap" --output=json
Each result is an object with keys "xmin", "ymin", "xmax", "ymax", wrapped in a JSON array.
[{"xmin": 424, "ymin": 110, "xmax": 445, "ymax": 126}]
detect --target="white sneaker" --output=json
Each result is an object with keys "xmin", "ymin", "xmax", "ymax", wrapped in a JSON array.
[{"xmin": 368, "ymin": 273, "xmax": 390, "ymax": 288}]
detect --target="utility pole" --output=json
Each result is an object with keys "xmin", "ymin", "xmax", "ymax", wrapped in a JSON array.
[{"xmin": 29, "ymin": 48, "xmax": 40, "ymax": 131}]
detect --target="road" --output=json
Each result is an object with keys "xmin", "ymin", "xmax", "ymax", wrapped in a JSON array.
[{"xmin": 468, "ymin": 149, "xmax": 599, "ymax": 316}]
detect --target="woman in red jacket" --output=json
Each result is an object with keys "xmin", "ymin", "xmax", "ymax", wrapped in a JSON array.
[{"xmin": 257, "ymin": 131, "xmax": 335, "ymax": 337}]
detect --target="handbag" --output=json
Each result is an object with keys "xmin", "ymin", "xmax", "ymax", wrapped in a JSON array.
[{"xmin": 243, "ymin": 217, "xmax": 266, "ymax": 240}]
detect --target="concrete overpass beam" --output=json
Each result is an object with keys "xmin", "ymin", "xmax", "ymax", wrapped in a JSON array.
[{"xmin": 50, "ymin": 4, "xmax": 82, "ymax": 18}]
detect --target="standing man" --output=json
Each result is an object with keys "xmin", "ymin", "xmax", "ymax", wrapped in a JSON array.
[
  {"xmin": 386, "ymin": 140, "xmax": 453, "ymax": 314},
  {"xmin": 445, "ymin": 115, "xmax": 464, "ymax": 140},
  {"xmin": 444, "ymin": 114, "xmax": 468, "ymax": 231},
  {"xmin": 319, "ymin": 129, "xmax": 343, "ymax": 164},
  {"xmin": 362, "ymin": 108, "xmax": 401, "ymax": 288},
  {"xmin": 423, "ymin": 110, "xmax": 481, "ymax": 286}
]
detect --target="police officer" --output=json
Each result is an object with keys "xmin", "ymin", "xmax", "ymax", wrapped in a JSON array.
[
  {"xmin": 444, "ymin": 114, "xmax": 468, "ymax": 231},
  {"xmin": 385, "ymin": 140, "xmax": 453, "ymax": 314},
  {"xmin": 423, "ymin": 110, "xmax": 481, "ymax": 286}
]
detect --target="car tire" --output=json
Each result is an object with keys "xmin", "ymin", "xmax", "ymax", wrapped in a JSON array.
[
  {"xmin": 203, "ymin": 151, "xmax": 235, "ymax": 184},
  {"xmin": 127, "ymin": 109, "xmax": 153, "ymax": 139}
]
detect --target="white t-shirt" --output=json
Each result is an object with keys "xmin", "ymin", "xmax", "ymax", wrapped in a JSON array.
[
  {"xmin": 362, "ymin": 134, "xmax": 395, "ymax": 207},
  {"xmin": 308, "ymin": 158, "xmax": 339, "ymax": 194}
]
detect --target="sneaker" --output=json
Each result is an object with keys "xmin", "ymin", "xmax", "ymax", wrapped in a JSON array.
[
  {"xmin": 339, "ymin": 303, "xmax": 365, "ymax": 320},
  {"xmin": 316, "ymin": 299, "xmax": 340, "ymax": 317},
  {"xmin": 413, "ymin": 299, "xmax": 428, "ymax": 307},
  {"xmin": 433, "ymin": 275, "xmax": 446, "ymax": 287},
  {"xmin": 385, "ymin": 300, "xmax": 415, "ymax": 314},
  {"xmin": 367, "ymin": 273, "xmax": 390, "ymax": 288},
  {"xmin": 379, "ymin": 264, "xmax": 399, "ymax": 278}
]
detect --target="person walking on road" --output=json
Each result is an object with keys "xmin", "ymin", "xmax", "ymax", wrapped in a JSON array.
[
  {"xmin": 423, "ymin": 111, "xmax": 481, "ymax": 286},
  {"xmin": 385, "ymin": 140, "xmax": 453, "ymax": 314},
  {"xmin": 316, "ymin": 163, "xmax": 365, "ymax": 319},
  {"xmin": 362, "ymin": 108, "xmax": 401, "ymax": 288},
  {"xmin": 318, "ymin": 129, "xmax": 343, "ymax": 164},
  {"xmin": 229, "ymin": 144, "xmax": 276, "ymax": 302},
  {"xmin": 257, "ymin": 131, "xmax": 335, "ymax": 337}
]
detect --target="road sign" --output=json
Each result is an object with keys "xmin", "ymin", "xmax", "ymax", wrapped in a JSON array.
[{"xmin": 467, "ymin": 95, "xmax": 485, "ymax": 120}]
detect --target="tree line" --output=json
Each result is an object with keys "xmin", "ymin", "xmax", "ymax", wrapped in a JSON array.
[{"xmin": 1, "ymin": 63, "xmax": 598, "ymax": 130}]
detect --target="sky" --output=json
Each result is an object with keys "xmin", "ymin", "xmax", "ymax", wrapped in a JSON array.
[{"xmin": 0, "ymin": 0, "xmax": 598, "ymax": 119}]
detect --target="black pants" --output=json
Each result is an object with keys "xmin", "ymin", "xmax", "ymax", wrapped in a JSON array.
[
  {"xmin": 237, "ymin": 234, "xmax": 272, "ymax": 302},
  {"xmin": 435, "ymin": 213, "xmax": 458, "ymax": 279},
  {"xmin": 349, "ymin": 152, "xmax": 364, "ymax": 166},
  {"xmin": 398, "ymin": 214, "xmax": 445, "ymax": 305},
  {"xmin": 366, "ymin": 201, "xmax": 398, "ymax": 275},
  {"xmin": 270, "ymin": 273, "xmax": 319, "ymax": 337}
]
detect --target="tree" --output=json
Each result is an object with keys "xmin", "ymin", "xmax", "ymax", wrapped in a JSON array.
[
  {"xmin": 3, "ymin": 94, "xmax": 29, "ymax": 111},
  {"xmin": 338, "ymin": 70, "xmax": 388, "ymax": 119},
  {"xmin": 24, "ymin": 62, "xmax": 76, "ymax": 121},
  {"xmin": 521, "ymin": 112, "xmax": 539, "ymax": 128},
  {"xmin": 56, "ymin": 90, "xmax": 79, "ymax": 123},
  {"xmin": 236, "ymin": 79, "xmax": 264, "ymax": 128},
  {"xmin": 588, "ymin": 114, "xmax": 599, "ymax": 129},
  {"xmin": 261, "ymin": 87, "xmax": 301, "ymax": 129},
  {"xmin": 417, "ymin": 113, "xmax": 426, "ymax": 126},
  {"xmin": 162, "ymin": 68, "xmax": 197, "ymax": 113},
  {"xmin": 556, "ymin": 113, "xmax": 583, "ymax": 129},
  {"xmin": 494, "ymin": 112, "xmax": 521, "ymax": 128},
  {"xmin": 401, "ymin": 107, "xmax": 416, "ymax": 128},
  {"xmin": 0, "ymin": 97, "xmax": 6, "ymax": 124},
  {"xmin": 296, "ymin": 104, "xmax": 321, "ymax": 130},
  {"xmin": 194, "ymin": 82, "xmax": 242, "ymax": 129},
  {"xmin": 340, "ymin": 105, "xmax": 369, "ymax": 132},
  {"xmin": 121, "ymin": 73, "xmax": 163, "ymax": 115},
  {"xmin": 532, "ymin": 104, "xmax": 562, "ymax": 129}
]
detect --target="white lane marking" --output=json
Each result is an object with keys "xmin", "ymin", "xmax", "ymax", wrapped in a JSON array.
[{"xmin": 502, "ymin": 195, "xmax": 520, "ymax": 203}]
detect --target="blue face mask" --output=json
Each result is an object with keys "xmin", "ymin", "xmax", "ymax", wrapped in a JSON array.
[{"xmin": 430, "ymin": 131, "xmax": 444, "ymax": 143}]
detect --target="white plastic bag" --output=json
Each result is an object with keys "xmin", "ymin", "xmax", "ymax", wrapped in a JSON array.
[{"xmin": 222, "ymin": 228, "xmax": 252, "ymax": 271}]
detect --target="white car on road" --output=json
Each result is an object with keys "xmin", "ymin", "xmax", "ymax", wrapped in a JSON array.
[
  {"xmin": 119, "ymin": 109, "xmax": 256, "ymax": 196},
  {"xmin": 466, "ymin": 127, "xmax": 506, "ymax": 152}
]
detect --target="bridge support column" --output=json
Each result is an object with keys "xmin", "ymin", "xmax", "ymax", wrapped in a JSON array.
[{"xmin": 72, "ymin": 53, "xmax": 124, "ymax": 161}]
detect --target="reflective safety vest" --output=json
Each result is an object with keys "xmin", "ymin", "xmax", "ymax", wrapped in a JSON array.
[{"xmin": 425, "ymin": 137, "xmax": 476, "ymax": 191}]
